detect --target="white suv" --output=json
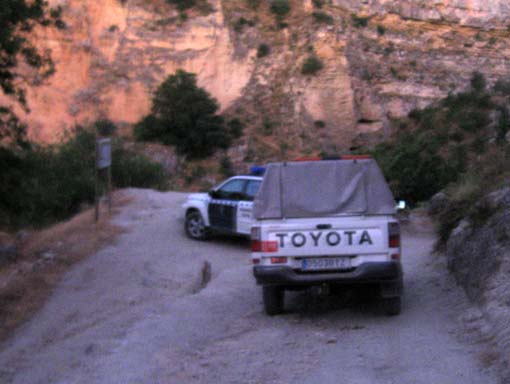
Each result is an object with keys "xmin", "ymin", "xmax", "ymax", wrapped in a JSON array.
[{"xmin": 182, "ymin": 175, "xmax": 263, "ymax": 240}]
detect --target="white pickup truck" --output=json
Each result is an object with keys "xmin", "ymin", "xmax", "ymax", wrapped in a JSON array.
[{"xmin": 251, "ymin": 157, "xmax": 403, "ymax": 316}]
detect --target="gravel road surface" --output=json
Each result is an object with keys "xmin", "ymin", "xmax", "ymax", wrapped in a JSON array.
[{"xmin": 0, "ymin": 189, "xmax": 498, "ymax": 384}]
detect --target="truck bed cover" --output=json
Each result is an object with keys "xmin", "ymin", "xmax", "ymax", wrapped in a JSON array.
[{"xmin": 253, "ymin": 159, "xmax": 396, "ymax": 219}]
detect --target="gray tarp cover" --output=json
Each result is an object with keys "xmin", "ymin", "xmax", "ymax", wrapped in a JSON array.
[{"xmin": 253, "ymin": 159, "xmax": 396, "ymax": 219}]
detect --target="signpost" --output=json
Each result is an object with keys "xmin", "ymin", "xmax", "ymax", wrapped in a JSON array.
[{"xmin": 95, "ymin": 138, "xmax": 112, "ymax": 222}]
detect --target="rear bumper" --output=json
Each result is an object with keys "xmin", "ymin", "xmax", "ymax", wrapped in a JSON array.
[{"xmin": 253, "ymin": 261, "xmax": 403, "ymax": 289}]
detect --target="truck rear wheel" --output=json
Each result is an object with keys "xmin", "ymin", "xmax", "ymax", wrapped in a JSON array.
[
  {"xmin": 263, "ymin": 286, "xmax": 284, "ymax": 315},
  {"xmin": 383, "ymin": 296, "xmax": 401, "ymax": 316}
]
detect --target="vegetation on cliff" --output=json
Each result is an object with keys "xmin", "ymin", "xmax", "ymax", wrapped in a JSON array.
[
  {"xmin": 1, "ymin": 0, "xmax": 63, "ymax": 148},
  {"xmin": 134, "ymin": 70, "xmax": 242, "ymax": 159},
  {"xmin": 372, "ymin": 73, "xmax": 510, "ymax": 242}
]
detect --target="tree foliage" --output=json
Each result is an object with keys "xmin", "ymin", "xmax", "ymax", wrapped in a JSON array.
[
  {"xmin": 135, "ymin": 70, "xmax": 234, "ymax": 159},
  {"xmin": 0, "ymin": 0, "xmax": 64, "ymax": 147},
  {"xmin": 372, "ymin": 72, "xmax": 509, "ymax": 207},
  {"xmin": 0, "ymin": 125, "xmax": 167, "ymax": 229}
]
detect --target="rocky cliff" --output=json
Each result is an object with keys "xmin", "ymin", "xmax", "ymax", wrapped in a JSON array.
[
  {"xmin": 446, "ymin": 188, "xmax": 510, "ymax": 380},
  {"xmin": 4, "ymin": 0, "xmax": 510, "ymax": 160}
]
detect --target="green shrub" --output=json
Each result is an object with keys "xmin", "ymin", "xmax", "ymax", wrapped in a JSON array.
[
  {"xmin": 270, "ymin": 0, "xmax": 291, "ymax": 19},
  {"xmin": 227, "ymin": 118, "xmax": 244, "ymax": 139},
  {"xmin": 219, "ymin": 156, "xmax": 234, "ymax": 177},
  {"xmin": 496, "ymin": 106, "xmax": 510, "ymax": 142},
  {"xmin": 494, "ymin": 79, "xmax": 510, "ymax": 96},
  {"xmin": 372, "ymin": 139, "xmax": 457, "ymax": 204},
  {"xmin": 372, "ymin": 72, "xmax": 509, "ymax": 209},
  {"xmin": 312, "ymin": 11, "xmax": 333, "ymax": 24},
  {"xmin": 234, "ymin": 17, "xmax": 254, "ymax": 32},
  {"xmin": 257, "ymin": 43, "xmax": 271, "ymax": 58},
  {"xmin": 134, "ymin": 70, "xmax": 231, "ymax": 159},
  {"xmin": 166, "ymin": 0, "xmax": 196, "ymax": 11},
  {"xmin": 301, "ymin": 54, "xmax": 324, "ymax": 75},
  {"xmin": 0, "ymin": 126, "xmax": 167, "ymax": 229},
  {"xmin": 351, "ymin": 14, "xmax": 369, "ymax": 28},
  {"xmin": 261, "ymin": 119, "xmax": 274, "ymax": 136},
  {"xmin": 314, "ymin": 120, "xmax": 326, "ymax": 129},
  {"xmin": 246, "ymin": 0, "xmax": 261, "ymax": 9},
  {"xmin": 312, "ymin": 0, "xmax": 324, "ymax": 8},
  {"xmin": 94, "ymin": 119, "xmax": 117, "ymax": 137},
  {"xmin": 377, "ymin": 25, "xmax": 386, "ymax": 35},
  {"xmin": 471, "ymin": 71, "xmax": 486, "ymax": 93}
]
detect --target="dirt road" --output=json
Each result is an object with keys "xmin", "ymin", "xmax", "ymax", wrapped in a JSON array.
[{"xmin": 0, "ymin": 190, "xmax": 498, "ymax": 384}]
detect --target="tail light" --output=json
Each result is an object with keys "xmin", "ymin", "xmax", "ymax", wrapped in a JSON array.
[
  {"xmin": 388, "ymin": 222, "xmax": 400, "ymax": 248},
  {"xmin": 251, "ymin": 227, "xmax": 279, "ymax": 252},
  {"xmin": 270, "ymin": 257, "xmax": 287, "ymax": 264}
]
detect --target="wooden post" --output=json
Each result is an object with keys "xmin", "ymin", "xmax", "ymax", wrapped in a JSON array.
[
  {"xmin": 95, "ymin": 161, "xmax": 100, "ymax": 222},
  {"xmin": 95, "ymin": 137, "xmax": 112, "ymax": 222},
  {"xmin": 107, "ymin": 165, "xmax": 112, "ymax": 214}
]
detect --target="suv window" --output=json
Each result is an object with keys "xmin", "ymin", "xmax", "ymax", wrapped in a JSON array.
[
  {"xmin": 245, "ymin": 180, "xmax": 262, "ymax": 201},
  {"xmin": 215, "ymin": 179, "xmax": 247, "ymax": 200}
]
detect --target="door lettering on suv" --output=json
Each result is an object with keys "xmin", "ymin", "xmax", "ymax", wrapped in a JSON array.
[{"xmin": 274, "ymin": 230, "xmax": 373, "ymax": 248}]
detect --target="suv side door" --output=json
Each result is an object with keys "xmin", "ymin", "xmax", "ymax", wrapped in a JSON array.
[
  {"xmin": 208, "ymin": 178, "xmax": 247, "ymax": 233},
  {"xmin": 237, "ymin": 179, "xmax": 262, "ymax": 235}
]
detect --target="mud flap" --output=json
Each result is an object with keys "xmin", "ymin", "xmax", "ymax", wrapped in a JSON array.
[{"xmin": 380, "ymin": 279, "xmax": 403, "ymax": 298}]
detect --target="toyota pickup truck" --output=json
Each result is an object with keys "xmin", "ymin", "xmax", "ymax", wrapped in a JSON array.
[{"xmin": 251, "ymin": 157, "xmax": 403, "ymax": 316}]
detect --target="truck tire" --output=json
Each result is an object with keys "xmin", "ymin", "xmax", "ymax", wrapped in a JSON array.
[
  {"xmin": 185, "ymin": 211, "xmax": 209, "ymax": 240},
  {"xmin": 263, "ymin": 286, "xmax": 284, "ymax": 316},
  {"xmin": 383, "ymin": 296, "xmax": 401, "ymax": 316}
]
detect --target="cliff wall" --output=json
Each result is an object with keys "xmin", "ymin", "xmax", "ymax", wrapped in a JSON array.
[{"xmin": 3, "ymin": 0, "xmax": 510, "ymax": 159}]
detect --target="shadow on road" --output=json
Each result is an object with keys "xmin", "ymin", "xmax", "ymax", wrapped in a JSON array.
[{"xmin": 284, "ymin": 287, "xmax": 384, "ymax": 317}]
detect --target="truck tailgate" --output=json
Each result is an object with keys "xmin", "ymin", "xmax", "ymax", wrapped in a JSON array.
[{"xmin": 264, "ymin": 221, "xmax": 386, "ymax": 257}]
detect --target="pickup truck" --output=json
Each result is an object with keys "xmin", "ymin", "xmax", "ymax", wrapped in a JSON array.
[
  {"xmin": 251, "ymin": 157, "xmax": 403, "ymax": 316},
  {"xmin": 182, "ymin": 175, "xmax": 263, "ymax": 239}
]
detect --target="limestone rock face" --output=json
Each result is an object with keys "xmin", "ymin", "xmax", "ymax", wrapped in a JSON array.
[
  {"xmin": 3, "ymin": 0, "xmax": 510, "ymax": 156},
  {"xmin": 12, "ymin": 0, "xmax": 255, "ymax": 141},
  {"xmin": 333, "ymin": 0, "xmax": 510, "ymax": 27}
]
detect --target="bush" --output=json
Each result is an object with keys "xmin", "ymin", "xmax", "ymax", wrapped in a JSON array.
[
  {"xmin": 351, "ymin": 14, "xmax": 369, "ymax": 28},
  {"xmin": 270, "ymin": 0, "xmax": 291, "ymax": 19},
  {"xmin": 219, "ymin": 156, "xmax": 234, "ymax": 177},
  {"xmin": 134, "ymin": 70, "xmax": 231, "ymax": 159},
  {"xmin": 227, "ymin": 118, "xmax": 244, "ymax": 139},
  {"xmin": 312, "ymin": 12, "xmax": 333, "ymax": 24},
  {"xmin": 94, "ymin": 119, "xmax": 117, "ymax": 137},
  {"xmin": 312, "ymin": 0, "xmax": 324, "ymax": 8},
  {"xmin": 301, "ymin": 55, "xmax": 324, "ymax": 75},
  {"xmin": 257, "ymin": 43, "xmax": 270, "ymax": 58},
  {"xmin": 372, "ymin": 72, "xmax": 510, "ymax": 208},
  {"xmin": 246, "ymin": 0, "xmax": 261, "ymax": 9},
  {"xmin": 377, "ymin": 25, "xmax": 386, "ymax": 35},
  {"xmin": 0, "ymin": 126, "xmax": 167, "ymax": 229},
  {"xmin": 234, "ymin": 17, "xmax": 254, "ymax": 33},
  {"xmin": 314, "ymin": 120, "xmax": 326, "ymax": 128},
  {"xmin": 166, "ymin": 0, "xmax": 196, "ymax": 11},
  {"xmin": 471, "ymin": 71, "xmax": 486, "ymax": 93},
  {"xmin": 372, "ymin": 139, "xmax": 457, "ymax": 204},
  {"xmin": 112, "ymin": 148, "xmax": 167, "ymax": 190}
]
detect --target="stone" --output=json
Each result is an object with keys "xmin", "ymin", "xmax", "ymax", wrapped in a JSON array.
[
  {"xmin": 15, "ymin": 230, "xmax": 31, "ymax": 243},
  {"xmin": 428, "ymin": 192, "xmax": 449, "ymax": 216},
  {"xmin": 0, "ymin": 245, "xmax": 18, "ymax": 264}
]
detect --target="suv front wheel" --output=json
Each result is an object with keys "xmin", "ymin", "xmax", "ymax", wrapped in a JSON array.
[{"xmin": 185, "ymin": 211, "xmax": 209, "ymax": 240}]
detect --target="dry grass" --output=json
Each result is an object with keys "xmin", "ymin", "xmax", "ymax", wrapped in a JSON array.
[{"xmin": 0, "ymin": 191, "xmax": 132, "ymax": 341}]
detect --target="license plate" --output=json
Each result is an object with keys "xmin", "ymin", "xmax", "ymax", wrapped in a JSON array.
[{"xmin": 301, "ymin": 257, "xmax": 352, "ymax": 271}]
